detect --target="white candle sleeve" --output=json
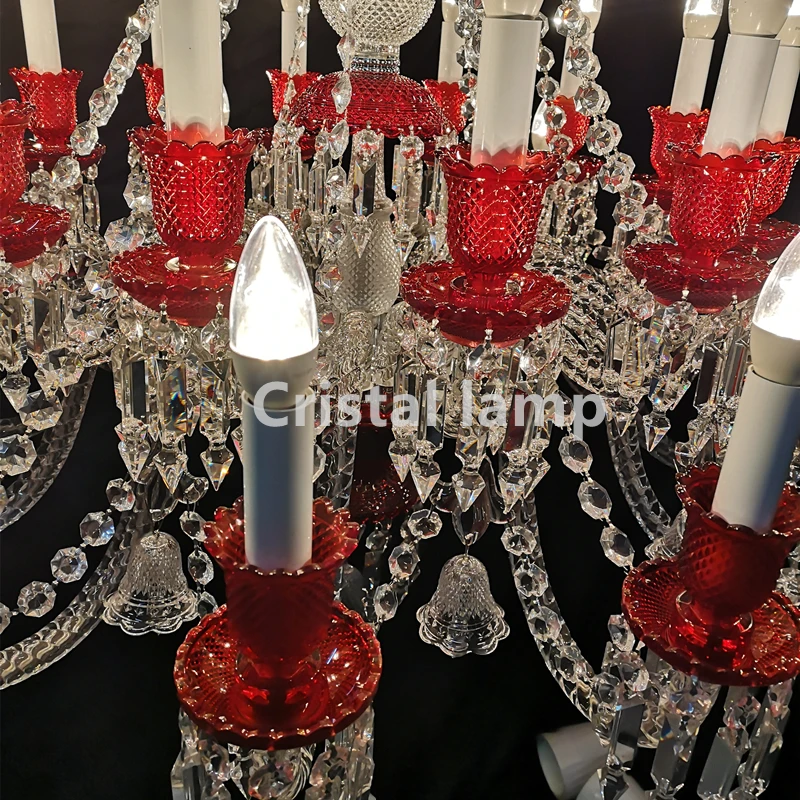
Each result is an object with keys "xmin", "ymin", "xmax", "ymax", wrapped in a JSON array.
[
  {"xmin": 703, "ymin": 34, "xmax": 781, "ymax": 156},
  {"xmin": 160, "ymin": 0, "xmax": 225, "ymax": 144},
  {"xmin": 471, "ymin": 16, "xmax": 541, "ymax": 165},
  {"xmin": 242, "ymin": 394, "xmax": 314, "ymax": 571},
  {"xmin": 19, "ymin": 0, "xmax": 61, "ymax": 74},
  {"xmin": 281, "ymin": 9, "xmax": 307, "ymax": 74},
  {"xmin": 151, "ymin": 5, "xmax": 164, "ymax": 68},
  {"xmin": 711, "ymin": 369, "xmax": 800, "ymax": 532},
  {"xmin": 670, "ymin": 37, "xmax": 715, "ymax": 115},
  {"xmin": 537, "ymin": 723, "xmax": 608, "ymax": 800},
  {"xmin": 560, "ymin": 34, "xmax": 595, "ymax": 99},
  {"xmin": 438, "ymin": 22, "xmax": 463, "ymax": 82},
  {"xmin": 758, "ymin": 44, "xmax": 800, "ymax": 142}
]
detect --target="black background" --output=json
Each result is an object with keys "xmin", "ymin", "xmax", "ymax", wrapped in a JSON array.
[{"xmin": 0, "ymin": 1, "xmax": 799, "ymax": 798}]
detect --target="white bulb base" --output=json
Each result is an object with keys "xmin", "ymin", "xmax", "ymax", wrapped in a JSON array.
[
  {"xmin": 671, "ymin": 37, "xmax": 715, "ymax": 115},
  {"xmin": 712, "ymin": 368, "xmax": 800, "ymax": 532},
  {"xmin": 537, "ymin": 723, "xmax": 608, "ymax": 800},
  {"xmin": 438, "ymin": 22, "xmax": 463, "ymax": 82},
  {"xmin": 758, "ymin": 44, "xmax": 800, "ymax": 142},
  {"xmin": 471, "ymin": 16, "xmax": 541, "ymax": 165},
  {"xmin": 241, "ymin": 393, "xmax": 315, "ymax": 572},
  {"xmin": 20, "ymin": 0, "xmax": 62, "ymax": 74},
  {"xmin": 703, "ymin": 34, "xmax": 781, "ymax": 156}
]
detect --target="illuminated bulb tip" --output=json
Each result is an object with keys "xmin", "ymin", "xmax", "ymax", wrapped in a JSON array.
[
  {"xmin": 442, "ymin": 0, "xmax": 459, "ymax": 23},
  {"xmin": 728, "ymin": 0, "xmax": 792, "ymax": 37},
  {"xmin": 779, "ymin": 2, "xmax": 800, "ymax": 45},
  {"xmin": 683, "ymin": 0, "xmax": 724, "ymax": 38},
  {"xmin": 482, "ymin": 0, "xmax": 544, "ymax": 18}
]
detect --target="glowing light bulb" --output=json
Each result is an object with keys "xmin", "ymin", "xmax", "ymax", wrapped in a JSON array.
[
  {"xmin": 683, "ymin": 0, "xmax": 723, "ymax": 38},
  {"xmin": 779, "ymin": 0, "xmax": 800, "ymax": 45},
  {"xmin": 442, "ymin": 0, "xmax": 458, "ymax": 23},
  {"xmin": 729, "ymin": 0, "xmax": 792, "ymax": 37}
]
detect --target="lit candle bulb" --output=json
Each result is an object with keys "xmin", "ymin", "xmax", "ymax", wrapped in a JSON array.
[
  {"xmin": 282, "ymin": 0, "xmax": 307, "ymax": 74},
  {"xmin": 703, "ymin": 0, "xmax": 793, "ymax": 156},
  {"xmin": 759, "ymin": 1, "xmax": 800, "ymax": 142},
  {"xmin": 438, "ymin": 0, "xmax": 463, "ymax": 82},
  {"xmin": 670, "ymin": 0, "xmax": 723, "ymax": 115},
  {"xmin": 560, "ymin": 0, "xmax": 603, "ymax": 99},
  {"xmin": 471, "ymin": 0, "xmax": 544, "ymax": 167},
  {"xmin": 19, "ymin": 0, "xmax": 62, "ymax": 74},
  {"xmin": 230, "ymin": 216, "xmax": 318, "ymax": 571},
  {"xmin": 159, "ymin": 0, "xmax": 225, "ymax": 144},
  {"xmin": 712, "ymin": 231, "xmax": 800, "ymax": 532}
]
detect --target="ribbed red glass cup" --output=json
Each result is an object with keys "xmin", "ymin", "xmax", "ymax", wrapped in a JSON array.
[
  {"xmin": 137, "ymin": 64, "xmax": 164, "ymax": 125},
  {"xmin": 0, "ymin": 100, "xmax": 33, "ymax": 218},
  {"xmin": 130, "ymin": 125, "xmax": 259, "ymax": 267},
  {"xmin": 750, "ymin": 137, "xmax": 800, "ymax": 224},
  {"xmin": 550, "ymin": 95, "xmax": 590, "ymax": 159},
  {"xmin": 649, "ymin": 106, "xmax": 709, "ymax": 189},
  {"xmin": 441, "ymin": 144, "xmax": 559, "ymax": 288},
  {"xmin": 9, "ymin": 68, "xmax": 81, "ymax": 149},
  {"xmin": 675, "ymin": 465, "xmax": 800, "ymax": 621},
  {"xmin": 669, "ymin": 148, "xmax": 774, "ymax": 261},
  {"xmin": 202, "ymin": 497, "xmax": 359, "ymax": 727},
  {"xmin": 423, "ymin": 79, "xmax": 467, "ymax": 133}
]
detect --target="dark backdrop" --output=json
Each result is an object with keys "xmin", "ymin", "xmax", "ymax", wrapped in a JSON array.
[{"xmin": 0, "ymin": 2, "xmax": 798, "ymax": 799}]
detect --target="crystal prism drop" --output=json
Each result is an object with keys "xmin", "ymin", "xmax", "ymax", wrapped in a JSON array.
[
  {"xmin": 201, "ymin": 445, "xmax": 234, "ymax": 490},
  {"xmin": 332, "ymin": 73, "xmax": 352, "ymax": 115},
  {"xmin": 155, "ymin": 446, "xmax": 188, "ymax": 494},
  {"xmin": 644, "ymin": 413, "xmax": 671, "ymax": 452},
  {"xmin": 410, "ymin": 458, "xmax": 441, "ymax": 503},
  {"xmin": 452, "ymin": 470, "xmax": 486, "ymax": 511},
  {"xmin": 388, "ymin": 439, "xmax": 415, "ymax": 482}
]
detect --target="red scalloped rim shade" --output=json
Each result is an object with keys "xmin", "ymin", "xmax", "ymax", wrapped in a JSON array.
[{"xmin": 0, "ymin": 202, "xmax": 70, "ymax": 266}]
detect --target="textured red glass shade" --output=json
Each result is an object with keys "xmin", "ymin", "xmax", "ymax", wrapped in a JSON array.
[
  {"xmin": 9, "ymin": 67, "xmax": 81, "ymax": 149},
  {"xmin": 0, "ymin": 100, "xmax": 33, "ymax": 218},
  {"xmin": 266, "ymin": 70, "xmax": 322, "ymax": 120},
  {"xmin": 622, "ymin": 464, "xmax": 800, "ymax": 685},
  {"xmin": 750, "ymin": 137, "xmax": 800, "ymax": 224},
  {"xmin": 130, "ymin": 125, "xmax": 258, "ymax": 267},
  {"xmin": 137, "ymin": 64, "xmax": 164, "ymax": 125},
  {"xmin": 423, "ymin": 79, "xmax": 467, "ymax": 133},
  {"xmin": 670, "ymin": 148, "xmax": 774, "ymax": 260},
  {"xmin": 442, "ymin": 144, "xmax": 559, "ymax": 276},
  {"xmin": 291, "ymin": 70, "xmax": 445, "ymax": 139},
  {"xmin": 349, "ymin": 400, "xmax": 418, "ymax": 525},
  {"xmin": 648, "ymin": 106, "xmax": 709, "ymax": 189},
  {"xmin": 0, "ymin": 202, "xmax": 70, "ymax": 266},
  {"xmin": 550, "ymin": 95, "xmax": 590, "ymax": 159},
  {"xmin": 175, "ymin": 497, "xmax": 381, "ymax": 749}
]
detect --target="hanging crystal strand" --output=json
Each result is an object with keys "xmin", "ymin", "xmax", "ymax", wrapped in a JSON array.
[
  {"xmin": 171, "ymin": 708, "xmax": 233, "ymax": 800},
  {"xmin": 392, "ymin": 130, "xmax": 425, "ymax": 265}
]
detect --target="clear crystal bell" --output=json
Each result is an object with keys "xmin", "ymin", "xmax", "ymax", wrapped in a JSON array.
[
  {"xmin": 417, "ymin": 554, "xmax": 510, "ymax": 658},
  {"xmin": 103, "ymin": 531, "xmax": 197, "ymax": 635}
]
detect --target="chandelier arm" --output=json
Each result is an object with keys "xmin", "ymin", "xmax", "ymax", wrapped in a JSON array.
[
  {"xmin": 0, "ymin": 367, "xmax": 96, "ymax": 533},
  {"xmin": 606, "ymin": 414, "xmax": 673, "ymax": 541}
]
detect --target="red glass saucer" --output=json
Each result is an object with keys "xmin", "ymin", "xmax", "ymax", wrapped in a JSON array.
[
  {"xmin": 622, "ymin": 559, "xmax": 800, "ymax": 686},
  {"xmin": 23, "ymin": 141, "xmax": 106, "ymax": 173},
  {"xmin": 401, "ymin": 261, "xmax": 571, "ymax": 347},
  {"xmin": 110, "ymin": 244, "xmax": 241, "ymax": 328},
  {"xmin": 174, "ymin": 601, "xmax": 381, "ymax": 750},
  {"xmin": 0, "ymin": 201, "xmax": 70, "ymax": 265},
  {"xmin": 624, "ymin": 242, "xmax": 770, "ymax": 313},
  {"xmin": 738, "ymin": 218, "xmax": 800, "ymax": 262},
  {"xmin": 291, "ymin": 70, "xmax": 445, "ymax": 139}
]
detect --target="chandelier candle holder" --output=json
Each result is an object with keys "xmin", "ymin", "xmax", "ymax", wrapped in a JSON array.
[
  {"xmin": 624, "ymin": 147, "xmax": 774, "ymax": 312},
  {"xmin": 670, "ymin": 0, "xmax": 723, "ymax": 115},
  {"xmin": 109, "ymin": 125, "xmax": 259, "ymax": 326},
  {"xmin": 402, "ymin": 144, "xmax": 570, "ymax": 345},
  {"xmin": 266, "ymin": 70, "xmax": 322, "ymax": 121},
  {"xmin": 174, "ymin": 496, "xmax": 381, "ymax": 749},
  {"xmin": 9, "ymin": 68, "xmax": 104, "ymax": 171},
  {"xmin": 137, "ymin": 63, "xmax": 164, "ymax": 125},
  {"xmin": 19, "ymin": 0, "xmax": 62, "ymax": 75},
  {"xmin": 702, "ymin": 0, "xmax": 791, "ymax": 157},
  {"xmin": 0, "ymin": 98, "xmax": 70, "ymax": 265}
]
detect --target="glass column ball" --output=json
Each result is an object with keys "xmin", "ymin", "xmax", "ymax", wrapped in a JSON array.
[{"xmin": 319, "ymin": 0, "xmax": 435, "ymax": 49}]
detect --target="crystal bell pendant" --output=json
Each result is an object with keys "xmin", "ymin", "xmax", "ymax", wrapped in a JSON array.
[
  {"xmin": 417, "ymin": 554, "xmax": 510, "ymax": 657},
  {"xmin": 103, "ymin": 531, "xmax": 197, "ymax": 635}
]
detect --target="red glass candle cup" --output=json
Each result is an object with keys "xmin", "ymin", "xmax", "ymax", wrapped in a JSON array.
[
  {"xmin": 669, "ymin": 148, "xmax": 774, "ymax": 263},
  {"xmin": 442, "ymin": 144, "xmax": 559, "ymax": 286},
  {"xmin": 9, "ymin": 67, "xmax": 81, "ymax": 149},
  {"xmin": 130, "ymin": 125, "xmax": 258, "ymax": 269},
  {"xmin": 137, "ymin": 64, "xmax": 164, "ymax": 125},
  {"xmin": 649, "ymin": 106, "xmax": 709, "ymax": 189},
  {"xmin": 201, "ymin": 497, "xmax": 359, "ymax": 726},
  {"xmin": 0, "ymin": 100, "xmax": 33, "ymax": 218},
  {"xmin": 423, "ymin": 79, "xmax": 467, "ymax": 133},
  {"xmin": 266, "ymin": 70, "xmax": 322, "ymax": 120},
  {"xmin": 750, "ymin": 137, "xmax": 800, "ymax": 224},
  {"xmin": 550, "ymin": 95, "xmax": 590, "ymax": 159}
]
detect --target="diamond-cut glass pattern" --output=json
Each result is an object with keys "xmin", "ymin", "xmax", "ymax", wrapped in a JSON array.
[
  {"xmin": 0, "ymin": 100, "xmax": 33, "ymax": 217},
  {"xmin": 751, "ymin": 137, "xmax": 800, "ymax": 224},
  {"xmin": 266, "ymin": 70, "xmax": 322, "ymax": 120},
  {"xmin": 423, "ymin": 80, "xmax": 466, "ymax": 133},
  {"xmin": 648, "ymin": 105, "xmax": 709, "ymax": 188},
  {"xmin": 137, "ymin": 64, "xmax": 165, "ymax": 125},
  {"xmin": 318, "ymin": 0, "xmax": 434, "ymax": 48}
]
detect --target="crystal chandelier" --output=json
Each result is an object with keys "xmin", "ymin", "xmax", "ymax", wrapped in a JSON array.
[{"xmin": 1, "ymin": 0, "xmax": 800, "ymax": 799}]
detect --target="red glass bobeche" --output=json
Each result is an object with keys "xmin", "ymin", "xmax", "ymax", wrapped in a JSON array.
[
  {"xmin": 622, "ymin": 464, "xmax": 800, "ymax": 685},
  {"xmin": 137, "ymin": 64, "xmax": 165, "ymax": 125},
  {"xmin": 174, "ymin": 497, "xmax": 382, "ymax": 749}
]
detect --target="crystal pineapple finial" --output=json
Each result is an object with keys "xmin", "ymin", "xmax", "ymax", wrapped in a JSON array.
[
  {"xmin": 417, "ymin": 554, "xmax": 510, "ymax": 657},
  {"xmin": 103, "ymin": 531, "xmax": 197, "ymax": 635}
]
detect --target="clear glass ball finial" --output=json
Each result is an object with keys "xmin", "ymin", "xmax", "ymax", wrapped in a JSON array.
[{"xmin": 319, "ymin": 0, "xmax": 435, "ymax": 50}]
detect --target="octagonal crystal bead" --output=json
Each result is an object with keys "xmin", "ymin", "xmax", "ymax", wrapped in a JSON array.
[
  {"xmin": 80, "ymin": 511, "xmax": 115, "ymax": 546},
  {"xmin": 17, "ymin": 581, "xmax": 57, "ymax": 617},
  {"xmin": 50, "ymin": 546, "xmax": 88, "ymax": 583}
]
